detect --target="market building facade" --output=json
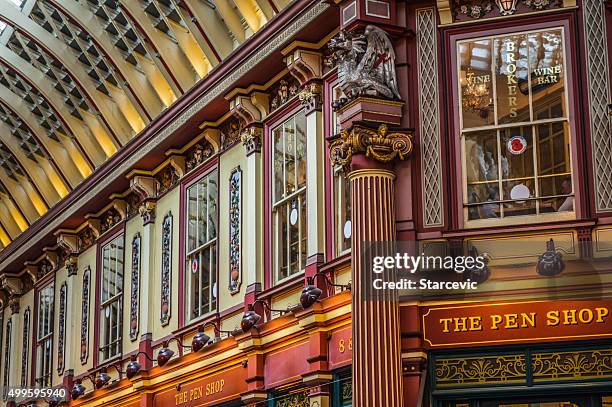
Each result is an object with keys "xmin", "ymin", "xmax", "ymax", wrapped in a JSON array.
[{"xmin": 0, "ymin": 0, "xmax": 610, "ymax": 406}]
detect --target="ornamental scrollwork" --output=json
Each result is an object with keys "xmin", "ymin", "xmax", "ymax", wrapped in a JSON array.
[
  {"xmin": 130, "ymin": 233, "xmax": 141, "ymax": 341},
  {"xmin": 329, "ymin": 123, "xmax": 414, "ymax": 171},
  {"xmin": 80, "ymin": 266, "xmax": 91, "ymax": 364},
  {"xmin": 276, "ymin": 391, "xmax": 310, "ymax": 407},
  {"xmin": 57, "ymin": 282, "xmax": 67, "ymax": 375},
  {"xmin": 435, "ymin": 355, "xmax": 527, "ymax": 387},
  {"xmin": 241, "ymin": 126, "xmax": 263, "ymax": 155},
  {"xmin": 532, "ymin": 349, "xmax": 612, "ymax": 381},
  {"xmin": 3, "ymin": 319, "xmax": 11, "ymax": 400},
  {"xmin": 328, "ymin": 25, "xmax": 400, "ymax": 105},
  {"xmin": 160, "ymin": 212, "xmax": 173, "ymax": 326},
  {"xmin": 229, "ymin": 167, "xmax": 242, "ymax": 294},
  {"xmin": 186, "ymin": 141, "xmax": 214, "ymax": 172},
  {"xmin": 21, "ymin": 307, "xmax": 30, "ymax": 387}
]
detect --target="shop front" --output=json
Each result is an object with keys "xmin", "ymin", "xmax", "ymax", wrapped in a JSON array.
[{"xmin": 422, "ymin": 301, "xmax": 612, "ymax": 407}]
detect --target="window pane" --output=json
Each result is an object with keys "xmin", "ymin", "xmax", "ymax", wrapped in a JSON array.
[
  {"xmin": 187, "ymin": 184, "xmax": 198, "ymax": 252},
  {"xmin": 465, "ymin": 130, "xmax": 499, "ymax": 184},
  {"xmin": 295, "ymin": 111, "xmax": 307, "ymax": 189},
  {"xmin": 495, "ymin": 34, "xmax": 530, "ymax": 124},
  {"xmin": 529, "ymin": 30, "xmax": 565, "ymax": 119},
  {"xmin": 273, "ymin": 127, "xmax": 284, "ymax": 203},
  {"xmin": 284, "ymin": 121, "xmax": 296, "ymax": 197},
  {"xmin": 185, "ymin": 170, "xmax": 218, "ymax": 320},
  {"xmin": 459, "ymin": 39, "xmax": 494, "ymax": 129}
]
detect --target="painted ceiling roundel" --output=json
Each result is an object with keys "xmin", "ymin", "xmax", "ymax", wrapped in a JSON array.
[{"xmin": 0, "ymin": 0, "xmax": 285, "ymax": 250}]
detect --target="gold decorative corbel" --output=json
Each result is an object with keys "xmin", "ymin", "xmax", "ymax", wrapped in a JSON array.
[{"xmin": 329, "ymin": 124, "xmax": 414, "ymax": 171}]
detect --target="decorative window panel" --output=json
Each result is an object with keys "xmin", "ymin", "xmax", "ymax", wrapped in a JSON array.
[
  {"xmin": 99, "ymin": 235, "xmax": 125, "ymax": 362},
  {"xmin": 130, "ymin": 233, "xmax": 141, "ymax": 341},
  {"xmin": 56, "ymin": 282, "xmax": 67, "ymax": 375},
  {"xmin": 161, "ymin": 212, "xmax": 173, "ymax": 325},
  {"xmin": 229, "ymin": 167, "xmax": 241, "ymax": 294},
  {"xmin": 583, "ymin": 0, "xmax": 612, "ymax": 212},
  {"xmin": 3, "ymin": 320, "xmax": 11, "ymax": 400},
  {"xmin": 417, "ymin": 7, "xmax": 444, "ymax": 227},
  {"xmin": 21, "ymin": 307, "xmax": 30, "ymax": 387},
  {"xmin": 186, "ymin": 170, "xmax": 218, "ymax": 321},
  {"xmin": 80, "ymin": 267, "xmax": 90, "ymax": 364},
  {"xmin": 458, "ymin": 29, "xmax": 574, "ymax": 225},
  {"xmin": 272, "ymin": 111, "xmax": 307, "ymax": 282},
  {"xmin": 36, "ymin": 283, "xmax": 54, "ymax": 387}
]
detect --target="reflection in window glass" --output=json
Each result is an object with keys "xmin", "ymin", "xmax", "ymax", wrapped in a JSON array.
[
  {"xmin": 458, "ymin": 29, "xmax": 572, "ymax": 222},
  {"xmin": 35, "ymin": 283, "xmax": 54, "ymax": 387},
  {"xmin": 99, "ymin": 235, "xmax": 124, "ymax": 362},
  {"xmin": 186, "ymin": 169, "xmax": 218, "ymax": 321},
  {"xmin": 272, "ymin": 111, "xmax": 307, "ymax": 282}
]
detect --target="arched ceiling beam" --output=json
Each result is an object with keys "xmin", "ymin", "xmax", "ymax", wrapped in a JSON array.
[
  {"xmin": 0, "ymin": 221, "xmax": 11, "ymax": 248},
  {"xmin": 45, "ymin": 0, "xmax": 165, "ymax": 119},
  {"xmin": 209, "ymin": 0, "xmax": 248, "ymax": 43},
  {"xmin": 0, "ymin": 87, "xmax": 85, "ymax": 189},
  {"xmin": 118, "ymin": 1, "xmax": 200, "ymax": 91},
  {"xmin": 0, "ymin": 145, "xmax": 47, "ymax": 222},
  {"xmin": 0, "ymin": 122, "xmax": 61, "ymax": 209},
  {"xmin": 0, "ymin": 0, "xmax": 137, "ymax": 143},
  {"xmin": 0, "ymin": 46, "xmax": 114, "ymax": 166},
  {"xmin": 181, "ymin": 0, "xmax": 236, "ymax": 59},
  {"xmin": 231, "ymin": 0, "xmax": 268, "ymax": 33},
  {"xmin": 136, "ymin": 0, "xmax": 213, "ymax": 79},
  {"xmin": 0, "ymin": 195, "xmax": 27, "ymax": 239}
]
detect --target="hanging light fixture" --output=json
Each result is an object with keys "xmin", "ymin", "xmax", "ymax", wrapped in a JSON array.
[
  {"xmin": 240, "ymin": 299, "xmax": 296, "ymax": 333},
  {"xmin": 191, "ymin": 320, "xmax": 236, "ymax": 351},
  {"xmin": 496, "ymin": 0, "xmax": 518, "ymax": 15},
  {"xmin": 300, "ymin": 272, "xmax": 351, "ymax": 309},
  {"xmin": 125, "ymin": 351, "xmax": 156, "ymax": 379}
]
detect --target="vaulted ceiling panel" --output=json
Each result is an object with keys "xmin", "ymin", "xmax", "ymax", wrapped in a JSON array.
[{"xmin": 0, "ymin": 0, "xmax": 287, "ymax": 252}]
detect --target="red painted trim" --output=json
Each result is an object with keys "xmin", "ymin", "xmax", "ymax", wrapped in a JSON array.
[
  {"xmin": 178, "ymin": 157, "xmax": 219, "ymax": 329},
  {"xmin": 263, "ymin": 99, "xmax": 304, "ymax": 290},
  {"xmin": 92, "ymin": 223, "xmax": 126, "ymax": 368}
]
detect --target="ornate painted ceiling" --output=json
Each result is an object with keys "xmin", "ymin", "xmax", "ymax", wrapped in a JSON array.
[{"xmin": 0, "ymin": 0, "xmax": 285, "ymax": 250}]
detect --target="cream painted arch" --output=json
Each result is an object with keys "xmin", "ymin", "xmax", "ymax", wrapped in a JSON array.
[
  {"xmin": 0, "ymin": 0, "xmax": 140, "ymax": 142},
  {"xmin": 0, "ymin": 46, "xmax": 116, "ymax": 167},
  {"xmin": 0, "ymin": 84, "xmax": 87, "ymax": 188},
  {"xmin": 0, "ymin": 121, "xmax": 63, "ymax": 209},
  {"xmin": 47, "ymin": 0, "xmax": 168, "ymax": 118}
]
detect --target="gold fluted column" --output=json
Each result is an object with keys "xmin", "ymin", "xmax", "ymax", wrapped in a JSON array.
[{"xmin": 330, "ymin": 122, "xmax": 413, "ymax": 407}]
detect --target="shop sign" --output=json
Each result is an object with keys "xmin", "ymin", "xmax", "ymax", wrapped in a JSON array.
[
  {"xmin": 422, "ymin": 300, "xmax": 612, "ymax": 348},
  {"xmin": 328, "ymin": 325, "xmax": 352, "ymax": 369},
  {"xmin": 153, "ymin": 365, "xmax": 247, "ymax": 407}
]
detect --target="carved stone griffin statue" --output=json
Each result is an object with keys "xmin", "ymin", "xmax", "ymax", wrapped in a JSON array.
[{"xmin": 328, "ymin": 25, "xmax": 401, "ymax": 102}]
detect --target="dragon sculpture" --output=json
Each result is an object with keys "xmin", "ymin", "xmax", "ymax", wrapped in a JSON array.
[{"xmin": 328, "ymin": 25, "xmax": 401, "ymax": 103}]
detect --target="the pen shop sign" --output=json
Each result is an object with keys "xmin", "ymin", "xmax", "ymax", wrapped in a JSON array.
[
  {"xmin": 422, "ymin": 300, "xmax": 612, "ymax": 348},
  {"xmin": 154, "ymin": 364, "xmax": 247, "ymax": 407}
]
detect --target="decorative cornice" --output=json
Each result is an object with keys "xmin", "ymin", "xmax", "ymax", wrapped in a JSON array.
[
  {"xmin": 329, "ymin": 123, "xmax": 414, "ymax": 171},
  {"xmin": 285, "ymin": 49, "xmax": 323, "ymax": 86}
]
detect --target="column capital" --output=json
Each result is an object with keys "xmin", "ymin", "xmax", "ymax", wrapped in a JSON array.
[
  {"xmin": 298, "ymin": 82, "xmax": 323, "ymax": 114},
  {"xmin": 139, "ymin": 201, "xmax": 157, "ymax": 226},
  {"xmin": 8, "ymin": 296, "xmax": 19, "ymax": 315},
  {"xmin": 329, "ymin": 123, "xmax": 413, "ymax": 172},
  {"xmin": 65, "ymin": 256, "xmax": 78, "ymax": 277},
  {"xmin": 241, "ymin": 125, "xmax": 263, "ymax": 156}
]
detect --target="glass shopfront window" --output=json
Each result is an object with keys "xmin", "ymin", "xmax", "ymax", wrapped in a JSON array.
[
  {"xmin": 35, "ymin": 282, "xmax": 54, "ymax": 387},
  {"xmin": 458, "ymin": 28, "xmax": 573, "ymax": 225}
]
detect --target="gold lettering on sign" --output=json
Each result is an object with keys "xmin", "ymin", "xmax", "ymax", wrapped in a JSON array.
[
  {"xmin": 505, "ymin": 41, "xmax": 518, "ymax": 118},
  {"xmin": 438, "ymin": 307, "xmax": 609, "ymax": 334},
  {"xmin": 174, "ymin": 379, "xmax": 226, "ymax": 406}
]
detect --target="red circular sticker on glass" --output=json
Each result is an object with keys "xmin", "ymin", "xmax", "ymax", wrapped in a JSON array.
[
  {"xmin": 508, "ymin": 136, "xmax": 527, "ymax": 155},
  {"xmin": 192, "ymin": 258, "xmax": 198, "ymax": 274}
]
